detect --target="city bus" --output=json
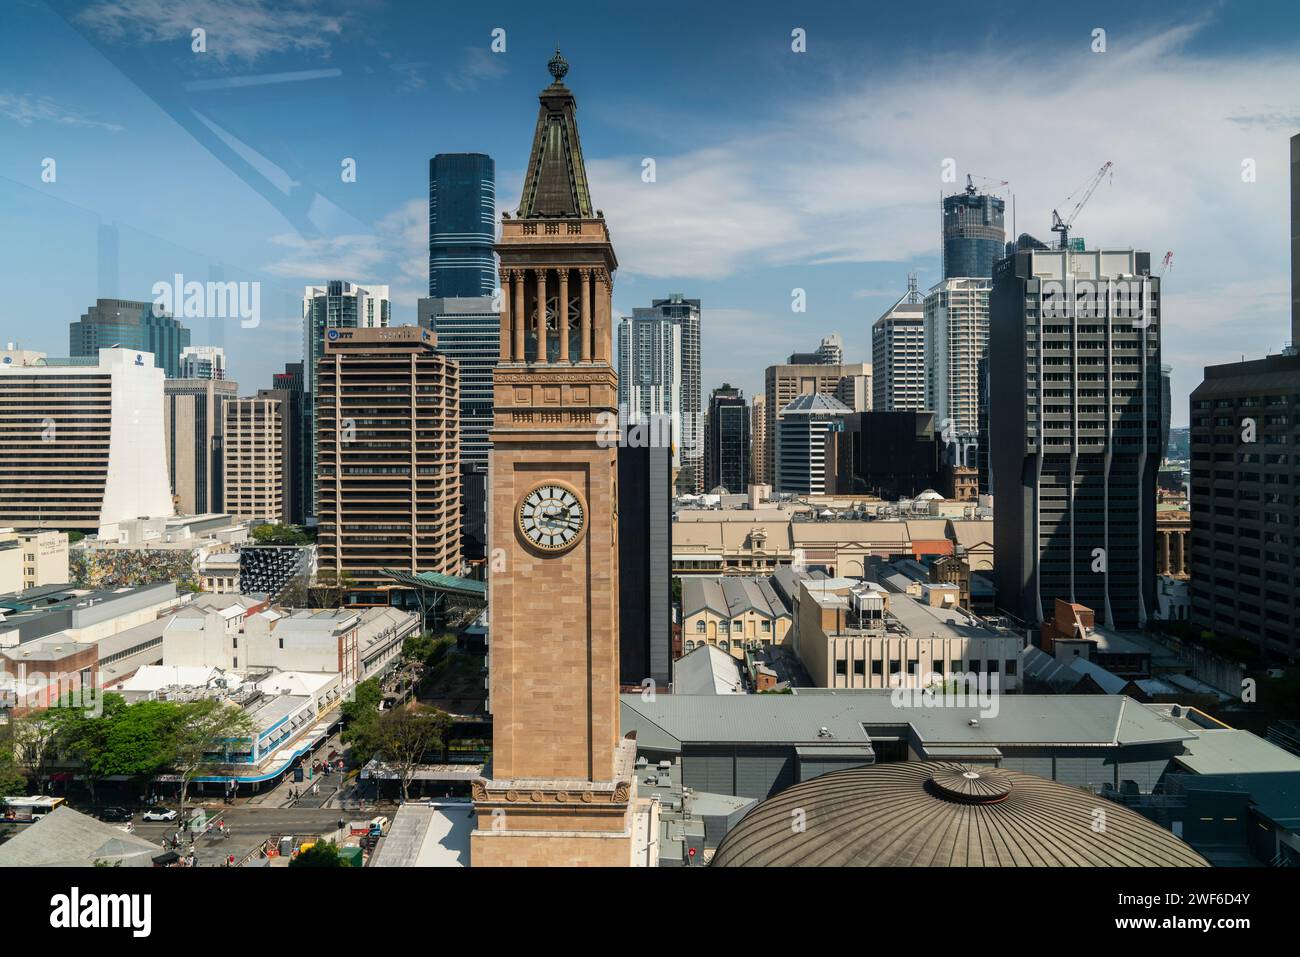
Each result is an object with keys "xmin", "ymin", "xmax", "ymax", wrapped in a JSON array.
[{"xmin": 1, "ymin": 796, "xmax": 67, "ymax": 821}]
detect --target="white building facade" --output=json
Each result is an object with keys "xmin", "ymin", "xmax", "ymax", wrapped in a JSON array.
[
  {"xmin": 872, "ymin": 297, "xmax": 927, "ymax": 412},
  {"xmin": 0, "ymin": 347, "xmax": 174, "ymax": 531},
  {"xmin": 924, "ymin": 278, "xmax": 991, "ymax": 435}
]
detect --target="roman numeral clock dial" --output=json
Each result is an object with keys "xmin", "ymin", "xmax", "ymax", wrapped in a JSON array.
[{"xmin": 518, "ymin": 483, "xmax": 586, "ymax": 552}]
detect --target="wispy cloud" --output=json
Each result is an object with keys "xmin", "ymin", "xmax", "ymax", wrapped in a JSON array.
[
  {"xmin": 76, "ymin": 0, "xmax": 347, "ymax": 63},
  {"xmin": 572, "ymin": 18, "xmax": 1299, "ymax": 416},
  {"xmin": 265, "ymin": 199, "xmax": 428, "ymax": 307},
  {"xmin": 444, "ymin": 47, "xmax": 508, "ymax": 93},
  {"xmin": 390, "ymin": 61, "xmax": 427, "ymax": 93},
  {"xmin": 0, "ymin": 92, "xmax": 122, "ymax": 131}
]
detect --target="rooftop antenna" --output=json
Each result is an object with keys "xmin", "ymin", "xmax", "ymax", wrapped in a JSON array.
[{"xmin": 905, "ymin": 272, "xmax": 921, "ymax": 303}]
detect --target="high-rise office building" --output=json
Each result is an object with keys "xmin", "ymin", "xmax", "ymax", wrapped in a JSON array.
[
  {"xmin": 976, "ymin": 353, "xmax": 992, "ymax": 494},
  {"xmin": 1293, "ymin": 131, "xmax": 1300, "ymax": 347},
  {"xmin": 625, "ymin": 296, "xmax": 702, "ymax": 492},
  {"xmin": 816, "ymin": 333, "xmax": 844, "ymax": 365},
  {"xmin": 618, "ymin": 312, "xmax": 682, "ymax": 478},
  {"xmin": 759, "ymin": 357, "xmax": 870, "ymax": 486},
  {"xmin": 990, "ymin": 248, "xmax": 1161, "ymax": 629},
  {"xmin": 429, "ymin": 153, "xmax": 497, "ymax": 298},
  {"xmin": 315, "ymin": 326, "xmax": 460, "ymax": 602},
  {"xmin": 420, "ymin": 296, "xmax": 501, "ymax": 563},
  {"xmin": 1160, "ymin": 364, "xmax": 1173, "ymax": 458},
  {"xmin": 705, "ymin": 384, "xmax": 750, "ymax": 493},
  {"xmin": 925, "ymin": 277, "xmax": 990, "ymax": 436},
  {"xmin": 834, "ymin": 411, "xmax": 942, "ymax": 500},
  {"xmin": 789, "ymin": 333, "xmax": 846, "ymax": 366},
  {"xmin": 750, "ymin": 394, "xmax": 767, "ymax": 489},
  {"xmin": 164, "ymin": 376, "xmax": 239, "ymax": 514},
  {"xmin": 268, "ymin": 362, "xmax": 308, "ymax": 527},
  {"xmin": 257, "ymin": 364, "xmax": 306, "ymax": 527},
  {"xmin": 619, "ymin": 433, "xmax": 673, "ymax": 690},
  {"xmin": 69, "ymin": 299, "xmax": 191, "ymax": 378},
  {"xmin": 942, "ymin": 180, "xmax": 1006, "ymax": 279},
  {"xmin": 302, "ymin": 281, "xmax": 390, "ymax": 518},
  {"xmin": 1187, "ymin": 132, "xmax": 1300, "ymax": 661},
  {"xmin": 223, "ymin": 396, "xmax": 285, "ymax": 525},
  {"xmin": 775, "ymin": 393, "xmax": 852, "ymax": 495},
  {"xmin": 872, "ymin": 287, "xmax": 926, "ymax": 412},
  {"xmin": 179, "ymin": 345, "xmax": 227, "ymax": 380},
  {"xmin": 1189, "ymin": 353, "xmax": 1300, "ymax": 659},
  {"xmin": 0, "ymin": 347, "xmax": 173, "ymax": 531}
]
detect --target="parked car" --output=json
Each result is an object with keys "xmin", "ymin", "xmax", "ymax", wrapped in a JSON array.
[
  {"xmin": 142, "ymin": 808, "xmax": 178, "ymax": 822},
  {"xmin": 97, "ymin": 806, "xmax": 132, "ymax": 823}
]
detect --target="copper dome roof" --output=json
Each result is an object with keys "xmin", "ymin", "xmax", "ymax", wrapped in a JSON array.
[{"xmin": 711, "ymin": 762, "xmax": 1209, "ymax": 867}]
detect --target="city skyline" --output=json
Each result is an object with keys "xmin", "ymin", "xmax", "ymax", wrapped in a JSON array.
[
  {"xmin": 4, "ymin": 1, "xmax": 1300, "ymax": 424},
  {"xmin": 3, "ymin": 6, "xmax": 1300, "ymax": 891}
]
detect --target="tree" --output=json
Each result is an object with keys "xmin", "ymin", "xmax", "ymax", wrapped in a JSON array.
[
  {"xmin": 403, "ymin": 632, "xmax": 455, "ymax": 668},
  {"xmin": 375, "ymin": 705, "xmax": 452, "ymax": 802},
  {"xmin": 341, "ymin": 678, "xmax": 384, "ymax": 765},
  {"xmin": 251, "ymin": 523, "xmax": 309, "ymax": 546},
  {"xmin": 313, "ymin": 569, "xmax": 355, "ymax": 609},
  {"xmin": 97, "ymin": 699, "xmax": 179, "ymax": 790},
  {"xmin": 278, "ymin": 570, "xmax": 310, "ymax": 607},
  {"xmin": 48, "ymin": 694, "xmax": 129, "ymax": 804},
  {"xmin": 290, "ymin": 841, "xmax": 344, "ymax": 867},
  {"xmin": 11, "ymin": 710, "xmax": 62, "ymax": 795},
  {"xmin": 0, "ymin": 723, "xmax": 27, "ymax": 795},
  {"xmin": 168, "ymin": 699, "xmax": 256, "ymax": 821}
]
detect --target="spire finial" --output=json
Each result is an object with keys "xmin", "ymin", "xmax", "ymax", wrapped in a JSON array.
[{"xmin": 548, "ymin": 48, "xmax": 568, "ymax": 83}]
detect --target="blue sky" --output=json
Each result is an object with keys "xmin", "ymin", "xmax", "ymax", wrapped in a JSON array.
[{"xmin": 3, "ymin": 0, "xmax": 1299, "ymax": 426}]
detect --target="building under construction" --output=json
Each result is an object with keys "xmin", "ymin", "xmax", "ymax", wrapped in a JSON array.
[{"xmin": 943, "ymin": 177, "xmax": 1007, "ymax": 279}]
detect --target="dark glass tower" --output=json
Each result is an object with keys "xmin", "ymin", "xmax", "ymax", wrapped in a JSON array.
[
  {"xmin": 618, "ymin": 433, "xmax": 672, "ymax": 690},
  {"xmin": 428, "ymin": 153, "xmax": 497, "ymax": 298},
  {"xmin": 69, "ymin": 299, "xmax": 191, "ymax": 377},
  {"xmin": 705, "ymin": 384, "xmax": 750, "ymax": 493},
  {"xmin": 942, "ymin": 184, "xmax": 1006, "ymax": 279}
]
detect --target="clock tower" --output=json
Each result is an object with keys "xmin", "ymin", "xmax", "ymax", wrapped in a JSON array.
[{"xmin": 471, "ymin": 51, "xmax": 640, "ymax": 867}]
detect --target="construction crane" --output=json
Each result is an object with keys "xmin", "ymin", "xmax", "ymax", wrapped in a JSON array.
[
  {"xmin": 964, "ymin": 173, "xmax": 1009, "ymax": 195},
  {"xmin": 1157, "ymin": 251, "xmax": 1174, "ymax": 276},
  {"xmin": 1051, "ymin": 161, "xmax": 1113, "ymax": 249}
]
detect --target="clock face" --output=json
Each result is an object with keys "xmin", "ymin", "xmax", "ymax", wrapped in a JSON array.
[{"xmin": 518, "ymin": 483, "xmax": 586, "ymax": 552}]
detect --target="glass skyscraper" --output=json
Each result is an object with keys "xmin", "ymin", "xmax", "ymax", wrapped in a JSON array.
[
  {"xmin": 942, "ymin": 184, "xmax": 1006, "ymax": 279},
  {"xmin": 428, "ymin": 153, "xmax": 497, "ymax": 298},
  {"xmin": 705, "ymin": 384, "xmax": 750, "ymax": 493},
  {"xmin": 69, "ymin": 298, "xmax": 191, "ymax": 378}
]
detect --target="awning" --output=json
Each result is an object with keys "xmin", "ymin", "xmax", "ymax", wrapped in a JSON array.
[{"xmin": 380, "ymin": 569, "xmax": 486, "ymax": 599}]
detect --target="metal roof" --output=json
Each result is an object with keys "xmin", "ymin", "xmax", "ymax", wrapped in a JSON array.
[
  {"xmin": 778, "ymin": 392, "xmax": 853, "ymax": 415},
  {"xmin": 681, "ymin": 576, "xmax": 790, "ymax": 620},
  {"xmin": 1173, "ymin": 729, "xmax": 1300, "ymax": 775},
  {"xmin": 0, "ymin": 806, "xmax": 162, "ymax": 867},
  {"xmin": 672, "ymin": 643, "xmax": 745, "ymax": 695},
  {"xmin": 711, "ymin": 762, "xmax": 1209, "ymax": 867},
  {"xmin": 620, "ymin": 692, "xmax": 1197, "ymax": 751}
]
